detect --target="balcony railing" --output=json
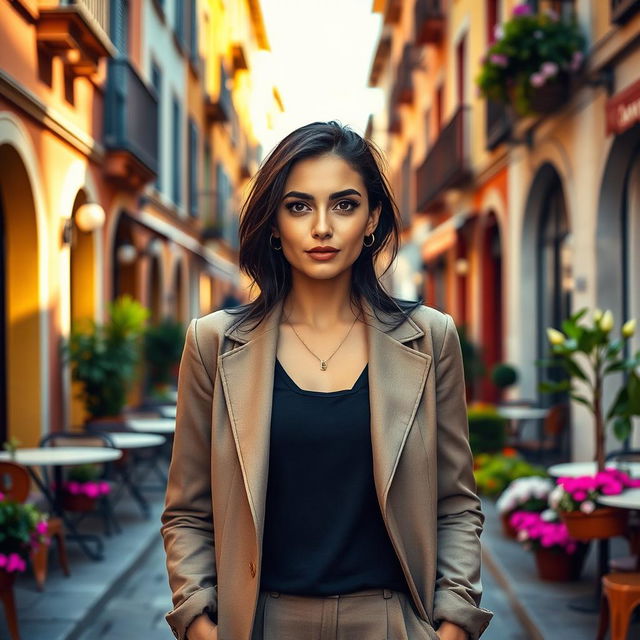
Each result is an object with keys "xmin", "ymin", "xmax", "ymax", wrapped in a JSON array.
[
  {"xmin": 486, "ymin": 99, "xmax": 511, "ymax": 150},
  {"xmin": 611, "ymin": 0, "xmax": 640, "ymax": 24},
  {"xmin": 414, "ymin": 0, "xmax": 444, "ymax": 46},
  {"xmin": 104, "ymin": 59, "xmax": 158, "ymax": 188},
  {"xmin": 395, "ymin": 44, "xmax": 415, "ymax": 105},
  {"xmin": 416, "ymin": 106, "xmax": 471, "ymax": 212},
  {"xmin": 36, "ymin": 0, "xmax": 115, "ymax": 75}
]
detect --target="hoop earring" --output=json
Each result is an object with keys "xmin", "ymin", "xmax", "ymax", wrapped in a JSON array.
[
  {"xmin": 269, "ymin": 233, "xmax": 282, "ymax": 250},
  {"xmin": 363, "ymin": 233, "xmax": 375, "ymax": 247}
]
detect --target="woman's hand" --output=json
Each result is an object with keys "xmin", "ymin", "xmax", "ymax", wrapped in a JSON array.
[
  {"xmin": 436, "ymin": 620, "xmax": 468, "ymax": 640},
  {"xmin": 186, "ymin": 613, "xmax": 218, "ymax": 640}
]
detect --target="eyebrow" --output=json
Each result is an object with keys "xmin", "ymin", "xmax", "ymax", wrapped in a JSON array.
[{"xmin": 282, "ymin": 188, "xmax": 362, "ymax": 201}]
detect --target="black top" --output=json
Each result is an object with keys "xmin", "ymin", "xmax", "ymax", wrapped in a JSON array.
[{"xmin": 259, "ymin": 358, "xmax": 410, "ymax": 596}]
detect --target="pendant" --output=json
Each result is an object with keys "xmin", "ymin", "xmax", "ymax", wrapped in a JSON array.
[{"xmin": 320, "ymin": 360, "xmax": 327, "ymax": 371}]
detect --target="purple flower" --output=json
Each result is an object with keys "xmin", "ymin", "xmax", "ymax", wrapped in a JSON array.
[
  {"xmin": 513, "ymin": 4, "xmax": 532, "ymax": 17},
  {"xmin": 490, "ymin": 53, "xmax": 509, "ymax": 67},
  {"xmin": 570, "ymin": 50, "xmax": 584, "ymax": 71}
]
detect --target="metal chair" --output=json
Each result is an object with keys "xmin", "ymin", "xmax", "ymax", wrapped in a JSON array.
[
  {"xmin": 38, "ymin": 432, "xmax": 122, "ymax": 536},
  {"xmin": 0, "ymin": 461, "xmax": 71, "ymax": 591}
]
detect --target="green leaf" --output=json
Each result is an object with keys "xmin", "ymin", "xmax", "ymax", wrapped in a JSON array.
[
  {"xmin": 570, "ymin": 393, "xmax": 593, "ymax": 410},
  {"xmin": 613, "ymin": 417, "xmax": 632, "ymax": 442}
]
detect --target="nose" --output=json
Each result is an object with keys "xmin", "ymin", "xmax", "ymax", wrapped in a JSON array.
[{"xmin": 311, "ymin": 209, "xmax": 333, "ymax": 239}]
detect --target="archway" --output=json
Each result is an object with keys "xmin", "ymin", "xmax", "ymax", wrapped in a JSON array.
[{"xmin": 0, "ymin": 143, "xmax": 42, "ymax": 446}]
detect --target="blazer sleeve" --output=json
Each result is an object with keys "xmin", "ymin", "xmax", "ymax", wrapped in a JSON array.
[
  {"xmin": 160, "ymin": 318, "xmax": 218, "ymax": 640},
  {"xmin": 432, "ymin": 313, "xmax": 494, "ymax": 639}
]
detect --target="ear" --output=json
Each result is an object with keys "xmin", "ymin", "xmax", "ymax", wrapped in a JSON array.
[
  {"xmin": 366, "ymin": 204, "xmax": 382, "ymax": 235},
  {"xmin": 270, "ymin": 225, "xmax": 280, "ymax": 238}
]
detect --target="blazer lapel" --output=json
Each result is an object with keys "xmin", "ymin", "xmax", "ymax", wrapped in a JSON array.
[{"xmin": 218, "ymin": 296, "xmax": 432, "ymax": 552}]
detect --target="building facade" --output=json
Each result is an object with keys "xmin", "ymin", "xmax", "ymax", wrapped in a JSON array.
[
  {"xmin": 367, "ymin": 0, "xmax": 640, "ymax": 459},
  {"xmin": 0, "ymin": 0, "xmax": 282, "ymax": 443}
]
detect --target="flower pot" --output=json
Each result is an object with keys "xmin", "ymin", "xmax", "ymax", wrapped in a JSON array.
[
  {"xmin": 0, "ymin": 568, "xmax": 17, "ymax": 590},
  {"xmin": 501, "ymin": 511, "xmax": 519, "ymax": 539},
  {"xmin": 61, "ymin": 492, "xmax": 98, "ymax": 512},
  {"xmin": 534, "ymin": 545, "xmax": 588, "ymax": 581},
  {"xmin": 560, "ymin": 507, "xmax": 628, "ymax": 540}
]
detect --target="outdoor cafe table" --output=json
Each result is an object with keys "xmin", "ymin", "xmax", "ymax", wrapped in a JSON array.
[
  {"xmin": 0, "ymin": 447, "xmax": 122, "ymax": 561},
  {"xmin": 597, "ymin": 489, "xmax": 640, "ymax": 571},
  {"xmin": 548, "ymin": 461, "xmax": 640, "ymax": 613},
  {"xmin": 124, "ymin": 418, "xmax": 176, "ymax": 486},
  {"xmin": 496, "ymin": 405, "xmax": 549, "ymax": 446},
  {"xmin": 103, "ymin": 432, "xmax": 166, "ymax": 518},
  {"xmin": 158, "ymin": 405, "xmax": 177, "ymax": 419}
]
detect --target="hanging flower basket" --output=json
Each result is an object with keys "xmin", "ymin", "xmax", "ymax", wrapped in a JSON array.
[
  {"xmin": 59, "ymin": 477, "xmax": 111, "ymax": 512},
  {"xmin": 476, "ymin": 4, "xmax": 586, "ymax": 117},
  {"xmin": 534, "ymin": 544, "xmax": 589, "ymax": 581}
]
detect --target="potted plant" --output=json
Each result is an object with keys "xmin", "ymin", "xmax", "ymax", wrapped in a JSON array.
[
  {"xmin": 0, "ymin": 491, "xmax": 50, "ymax": 589},
  {"xmin": 496, "ymin": 476, "xmax": 555, "ymax": 539},
  {"xmin": 476, "ymin": 3, "xmax": 586, "ymax": 117},
  {"xmin": 57, "ymin": 464, "xmax": 111, "ymax": 512},
  {"xmin": 473, "ymin": 450, "xmax": 547, "ymax": 497},
  {"xmin": 61, "ymin": 295, "xmax": 150, "ymax": 425},
  {"xmin": 490, "ymin": 362, "xmax": 519, "ymax": 396},
  {"xmin": 509, "ymin": 509, "xmax": 589, "ymax": 581},
  {"xmin": 467, "ymin": 402, "xmax": 508, "ymax": 454},
  {"xmin": 537, "ymin": 308, "xmax": 640, "ymax": 470},
  {"xmin": 548, "ymin": 468, "xmax": 640, "ymax": 539},
  {"xmin": 143, "ymin": 318, "xmax": 186, "ymax": 404}
]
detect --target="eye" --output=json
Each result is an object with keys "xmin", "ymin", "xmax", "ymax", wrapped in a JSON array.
[
  {"xmin": 334, "ymin": 199, "xmax": 360, "ymax": 213},
  {"xmin": 284, "ymin": 201, "xmax": 310, "ymax": 214}
]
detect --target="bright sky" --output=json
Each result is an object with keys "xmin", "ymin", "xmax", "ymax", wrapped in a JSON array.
[{"xmin": 259, "ymin": 0, "xmax": 384, "ymax": 151}]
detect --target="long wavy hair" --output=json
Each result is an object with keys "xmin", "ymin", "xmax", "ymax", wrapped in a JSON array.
[{"xmin": 224, "ymin": 120, "xmax": 422, "ymax": 334}]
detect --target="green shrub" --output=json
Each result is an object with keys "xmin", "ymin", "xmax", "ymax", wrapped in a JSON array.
[{"xmin": 468, "ymin": 404, "xmax": 507, "ymax": 454}]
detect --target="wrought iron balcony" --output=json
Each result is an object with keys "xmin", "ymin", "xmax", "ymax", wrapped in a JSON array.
[
  {"xmin": 414, "ymin": 0, "xmax": 444, "ymax": 46},
  {"xmin": 611, "ymin": 0, "xmax": 640, "ymax": 24},
  {"xmin": 104, "ymin": 59, "xmax": 158, "ymax": 189},
  {"xmin": 36, "ymin": 0, "xmax": 115, "ymax": 75},
  {"xmin": 486, "ymin": 99, "xmax": 512, "ymax": 150},
  {"xmin": 416, "ymin": 106, "xmax": 471, "ymax": 212}
]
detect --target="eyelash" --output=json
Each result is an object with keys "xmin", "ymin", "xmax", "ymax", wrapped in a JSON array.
[{"xmin": 285, "ymin": 199, "xmax": 360, "ymax": 215}]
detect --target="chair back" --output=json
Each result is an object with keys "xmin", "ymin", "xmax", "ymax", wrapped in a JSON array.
[
  {"xmin": 0, "ymin": 461, "xmax": 31, "ymax": 502},
  {"xmin": 544, "ymin": 403, "xmax": 568, "ymax": 437},
  {"xmin": 39, "ymin": 431, "xmax": 116, "ymax": 449},
  {"xmin": 605, "ymin": 448, "xmax": 640, "ymax": 463}
]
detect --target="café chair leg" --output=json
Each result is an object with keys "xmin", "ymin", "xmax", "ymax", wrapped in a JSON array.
[
  {"xmin": 0, "ymin": 585, "xmax": 21, "ymax": 640},
  {"xmin": 600, "ymin": 572, "xmax": 640, "ymax": 640},
  {"xmin": 596, "ymin": 593, "xmax": 609, "ymax": 640},
  {"xmin": 30, "ymin": 519, "xmax": 71, "ymax": 590}
]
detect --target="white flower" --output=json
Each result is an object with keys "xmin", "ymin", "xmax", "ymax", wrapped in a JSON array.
[
  {"xmin": 580, "ymin": 500, "xmax": 596, "ymax": 514},
  {"xmin": 593, "ymin": 308, "xmax": 603, "ymax": 324},
  {"xmin": 547, "ymin": 328, "xmax": 565, "ymax": 345},
  {"xmin": 540, "ymin": 508, "xmax": 557, "ymax": 522},
  {"xmin": 548, "ymin": 486, "xmax": 564, "ymax": 509},
  {"xmin": 494, "ymin": 24, "xmax": 504, "ymax": 40},
  {"xmin": 622, "ymin": 318, "xmax": 636, "ymax": 338},
  {"xmin": 517, "ymin": 530, "xmax": 529, "ymax": 542}
]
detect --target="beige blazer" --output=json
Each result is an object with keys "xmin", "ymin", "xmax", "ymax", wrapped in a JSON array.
[{"xmin": 160, "ymin": 297, "xmax": 494, "ymax": 640}]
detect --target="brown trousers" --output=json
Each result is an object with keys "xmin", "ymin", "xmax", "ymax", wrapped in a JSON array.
[{"xmin": 249, "ymin": 588, "xmax": 439, "ymax": 640}]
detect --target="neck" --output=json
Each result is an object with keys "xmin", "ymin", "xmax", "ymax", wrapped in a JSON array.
[{"xmin": 284, "ymin": 268, "xmax": 360, "ymax": 330}]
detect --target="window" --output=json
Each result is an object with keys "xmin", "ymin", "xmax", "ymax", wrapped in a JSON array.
[
  {"xmin": 456, "ymin": 33, "xmax": 467, "ymax": 106},
  {"xmin": 216, "ymin": 163, "xmax": 238, "ymax": 249},
  {"xmin": 174, "ymin": 0, "xmax": 185, "ymax": 47},
  {"xmin": 188, "ymin": 118, "xmax": 199, "ymax": 217},
  {"xmin": 151, "ymin": 62, "xmax": 163, "ymax": 192},
  {"xmin": 188, "ymin": 0, "xmax": 198, "ymax": 62},
  {"xmin": 172, "ymin": 97, "xmax": 182, "ymax": 206},
  {"xmin": 486, "ymin": 0, "xmax": 500, "ymax": 45}
]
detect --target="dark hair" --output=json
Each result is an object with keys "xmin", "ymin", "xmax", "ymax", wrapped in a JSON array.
[{"xmin": 224, "ymin": 120, "xmax": 422, "ymax": 334}]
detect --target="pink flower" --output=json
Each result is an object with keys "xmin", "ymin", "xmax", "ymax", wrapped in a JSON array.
[
  {"xmin": 36, "ymin": 520, "xmax": 49, "ymax": 536},
  {"xmin": 570, "ymin": 51, "xmax": 584, "ymax": 71},
  {"xmin": 490, "ymin": 53, "xmax": 509, "ymax": 67},
  {"xmin": 601, "ymin": 482, "xmax": 623, "ymax": 495},
  {"xmin": 84, "ymin": 482, "xmax": 100, "ymax": 498},
  {"xmin": 0, "ymin": 491, "xmax": 5, "ymax": 501},
  {"xmin": 0, "ymin": 554, "xmax": 6, "ymax": 568},
  {"xmin": 580, "ymin": 500, "xmax": 596, "ymax": 514},
  {"xmin": 98, "ymin": 481, "xmax": 111, "ymax": 495},
  {"xmin": 6, "ymin": 553, "xmax": 26, "ymax": 573},
  {"xmin": 540, "ymin": 61, "xmax": 559, "ymax": 78},
  {"xmin": 513, "ymin": 4, "xmax": 532, "ymax": 17},
  {"xmin": 530, "ymin": 73, "xmax": 546, "ymax": 88},
  {"xmin": 572, "ymin": 490, "xmax": 588, "ymax": 501}
]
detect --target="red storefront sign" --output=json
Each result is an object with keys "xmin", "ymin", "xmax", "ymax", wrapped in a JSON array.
[{"xmin": 606, "ymin": 78, "xmax": 640, "ymax": 136}]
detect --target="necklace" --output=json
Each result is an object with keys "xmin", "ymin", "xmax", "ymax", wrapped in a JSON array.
[{"xmin": 283, "ymin": 307, "xmax": 359, "ymax": 371}]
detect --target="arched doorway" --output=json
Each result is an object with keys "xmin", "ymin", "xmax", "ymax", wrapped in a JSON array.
[{"xmin": 0, "ymin": 142, "xmax": 43, "ymax": 446}]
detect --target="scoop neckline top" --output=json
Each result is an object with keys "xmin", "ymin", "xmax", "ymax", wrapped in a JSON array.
[{"xmin": 275, "ymin": 359, "xmax": 369, "ymax": 397}]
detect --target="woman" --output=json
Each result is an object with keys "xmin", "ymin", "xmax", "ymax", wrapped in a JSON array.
[{"xmin": 161, "ymin": 121, "xmax": 494, "ymax": 640}]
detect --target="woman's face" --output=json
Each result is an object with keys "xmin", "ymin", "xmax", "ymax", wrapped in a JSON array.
[{"xmin": 272, "ymin": 152, "xmax": 381, "ymax": 281}]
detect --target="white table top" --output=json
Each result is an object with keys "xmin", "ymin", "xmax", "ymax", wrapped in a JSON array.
[
  {"xmin": 104, "ymin": 433, "xmax": 166, "ymax": 449},
  {"xmin": 548, "ymin": 461, "xmax": 640, "ymax": 478},
  {"xmin": 158, "ymin": 405, "xmax": 177, "ymax": 419},
  {"xmin": 596, "ymin": 488, "xmax": 640, "ymax": 510},
  {"xmin": 125, "ymin": 418, "xmax": 176, "ymax": 434},
  {"xmin": 0, "ymin": 447, "xmax": 122, "ymax": 466},
  {"xmin": 497, "ymin": 406, "xmax": 550, "ymax": 420}
]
